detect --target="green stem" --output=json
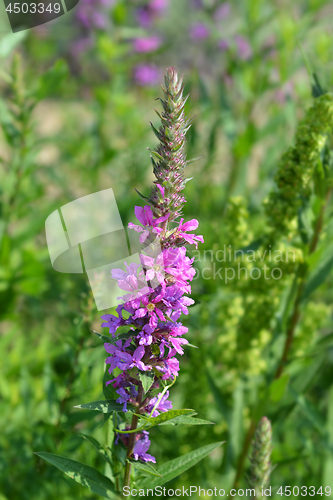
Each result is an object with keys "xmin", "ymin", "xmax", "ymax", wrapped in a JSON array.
[
  {"xmin": 233, "ymin": 419, "xmax": 256, "ymax": 489},
  {"xmin": 275, "ymin": 187, "xmax": 331, "ymax": 379},
  {"xmin": 123, "ymin": 385, "xmax": 143, "ymax": 494},
  {"xmin": 149, "ymin": 377, "xmax": 176, "ymax": 418},
  {"xmin": 122, "ymin": 414, "xmax": 139, "ymax": 494}
]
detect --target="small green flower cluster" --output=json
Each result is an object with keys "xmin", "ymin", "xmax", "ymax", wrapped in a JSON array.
[
  {"xmin": 293, "ymin": 301, "xmax": 332, "ymax": 357},
  {"xmin": 265, "ymin": 94, "xmax": 333, "ymax": 234}
]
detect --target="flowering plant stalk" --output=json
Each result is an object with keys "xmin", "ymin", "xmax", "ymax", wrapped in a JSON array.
[
  {"xmin": 102, "ymin": 67, "xmax": 206, "ymax": 488},
  {"xmin": 36, "ymin": 68, "xmax": 223, "ymax": 497},
  {"xmin": 233, "ymin": 90, "xmax": 333, "ymax": 488}
]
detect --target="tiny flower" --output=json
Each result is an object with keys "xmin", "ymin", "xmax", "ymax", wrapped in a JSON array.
[
  {"xmin": 162, "ymin": 284, "xmax": 194, "ymax": 316},
  {"xmin": 136, "ymin": 0, "xmax": 168, "ymax": 27},
  {"xmin": 133, "ymin": 431, "xmax": 156, "ymax": 463},
  {"xmin": 175, "ymin": 218, "xmax": 204, "ymax": 248},
  {"xmin": 133, "ymin": 36, "xmax": 162, "ymax": 53},
  {"xmin": 190, "ymin": 22, "xmax": 209, "ymax": 41},
  {"xmin": 149, "ymin": 0, "xmax": 168, "ymax": 15},
  {"xmin": 134, "ymin": 64, "xmax": 160, "ymax": 87},
  {"xmin": 158, "ymin": 356, "xmax": 180, "ymax": 380},
  {"xmin": 128, "ymin": 205, "xmax": 169, "ymax": 243},
  {"xmin": 140, "ymin": 252, "xmax": 165, "ymax": 283},
  {"xmin": 168, "ymin": 335, "xmax": 188, "ymax": 355},
  {"xmin": 133, "ymin": 286, "xmax": 166, "ymax": 329},
  {"xmin": 214, "ymin": 2, "xmax": 230, "ymax": 21},
  {"xmin": 218, "ymin": 39, "xmax": 229, "ymax": 51},
  {"xmin": 235, "ymin": 35, "xmax": 252, "ymax": 60},
  {"xmin": 144, "ymin": 390, "xmax": 173, "ymax": 416}
]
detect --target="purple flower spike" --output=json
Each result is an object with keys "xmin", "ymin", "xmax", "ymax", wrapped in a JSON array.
[{"xmin": 102, "ymin": 69, "xmax": 203, "ymax": 466}]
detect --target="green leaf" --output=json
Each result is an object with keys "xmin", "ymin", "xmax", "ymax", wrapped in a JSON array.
[
  {"xmin": 74, "ymin": 400, "xmax": 134, "ymax": 413},
  {"xmin": 135, "ymin": 189, "xmax": 149, "ymax": 201},
  {"xmin": 297, "ymin": 207, "xmax": 310, "ymax": 245},
  {"xmin": 302, "ymin": 253, "xmax": 333, "ymax": 302},
  {"xmin": 290, "ymin": 388, "xmax": 326, "ymax": 437},
  {"xmin": 127, "ymin": 459, "xmax": 162, "ymax": 478},
  {"xmin": 148, "ymin": 150, "xmax": 164, "ymax": 162},
  {"xmin": 139, "ymin": 371, "xmax": 155, "ymax": 394},
  {"xmin": 150, "ymin": 122, "xmax": 161, "ymax": 140},
  {"xmin": 34, "ymin": 452, "xmax": 117, "ymax": 499},
  {"xmin": 92, "ymin": 330, "xmax": 112, "ymax": 343},
  {"xmin": 186, "ymin": 157, "xmax": 201, "ymax": 165},
  {"xmin": 137, "ymin": 442, "xmax": 224, "ymax": 488},
  {"xmin": 103, "ymin": 367, "xmax": 118, "ymax": 401},
  {"xmin": 315, "ymin": 332, "xmax": 333, "ymax": 349},
  {"xmin": 313, "ymin": 160, "xmax": 327, "ymax": 199},
  {"xmin": 269, "ymin": 374, "xmax": 290, "ymax": 402},
  {"xmin": 143, "ymin": 409, "xmax": 195, "ymax": 428},
  {"xmin": 292, "ymin": 353, "xmax": 326, "ymax": 394},
  {"xmin": 159, "ymin": 415, "xmax": 214, "ymax": 426},
  {"xmin": 79, "ymin": 434, "xmax": 112, "ymax": 466},
  {"xmin": 206, "ymin": 369, "xmax": 231, "ymax": 425}
]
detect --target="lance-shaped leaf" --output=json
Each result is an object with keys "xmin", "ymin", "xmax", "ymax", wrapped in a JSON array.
[
  {"xmin": 138, "ymin": 409, "xmax": 196, "ymax": 429},
  {"xmin": 137, "ymin": 441, "xmax": 224, "ymax": 488},
  {"xmin": 92, "ymin": 330, "xmax": 111, "ymax": 343},
  {"xmin": 302, "ymin": 253, "xmax": 333, "ymax": 302},
  {"xmin": 79, "ymin": 434, "xmax": 112, "ymax": 466},
  {"xmin": 74, "ymin": 400, "xmax": 135, "ymax": 413},
  {"xmin": 34, "ymin": 452, "xmax": 117, "ymax": 499},
  {"xmin": 127, "ymin": 459, "xmax": 162, "ymax": 478},
  {"xmin": 159, "ymin": 415, "xmax": 214, "ymax": 426}
]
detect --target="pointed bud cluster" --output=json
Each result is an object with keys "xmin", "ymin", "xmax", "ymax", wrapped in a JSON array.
[
  {"xmin": 149, "ymin": 67, "xmax": 192, "ymax": 221},
  {"xmin": 248, "ymin": 417, "xmax": 272, "ymax": 497},
  {"xmin": 265, "ymin": 94, "xmax": 333, "ymax": 234}
]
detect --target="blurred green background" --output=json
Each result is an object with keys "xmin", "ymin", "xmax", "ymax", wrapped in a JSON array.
[{"xmin": 1, "ymin": 0, "xmax": 333, "ymax": 498}]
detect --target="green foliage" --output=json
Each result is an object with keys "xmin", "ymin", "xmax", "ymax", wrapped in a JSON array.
[
  {"xmin": 74, "ymin": 400, "xmax": 134, "ymax": 413},
  {"xmin": 137, "ymin": 442, "xmax": 224, "ymax": 488},
  {"xmin": 127, "ymin": 459, "xmax": 162, "ymax": 478},
  {"xmin": 34, "ymin": 452, "xmax": 117, "ymax": 498}
]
